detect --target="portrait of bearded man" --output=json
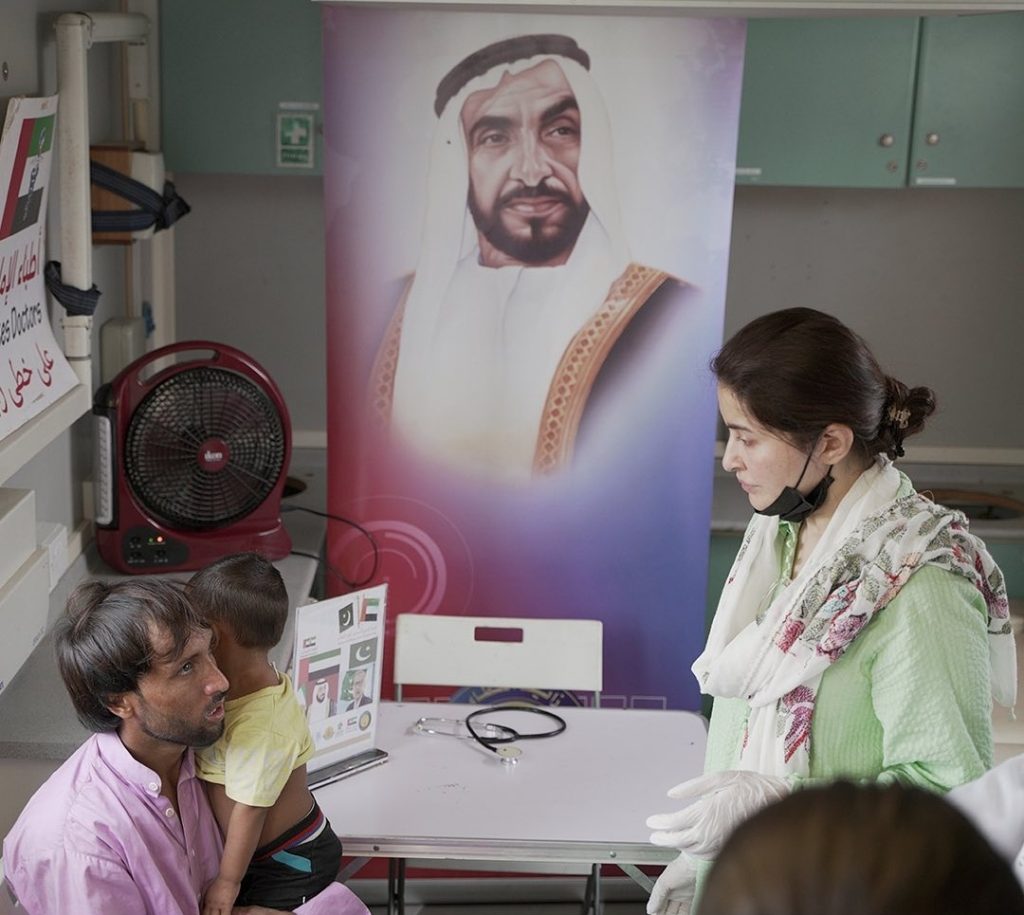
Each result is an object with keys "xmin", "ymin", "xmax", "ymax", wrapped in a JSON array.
[{"xmin": 370, "ymin": 34, "xmax": 692, "ymax": 483}]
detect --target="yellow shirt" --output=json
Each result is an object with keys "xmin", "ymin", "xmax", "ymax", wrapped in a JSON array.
[{"xmin": 196, "ymin": 672, "xmax": 314, "ymax": 808}]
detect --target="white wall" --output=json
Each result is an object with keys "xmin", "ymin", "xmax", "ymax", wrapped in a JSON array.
[
  {"xmin": 172, "ymin": 173, "xmax": 326, "ymax": 443},
  {"xmin": 725, "ymin": 186, "xmax": 1024, "ymax": 453}
]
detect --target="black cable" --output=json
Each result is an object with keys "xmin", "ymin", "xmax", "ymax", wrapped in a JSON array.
[
  {"xmin": 289, "ymin": 547, "xmax": 377, "ymax": 590},
  {"xmin": 463, "ymin": 705, "xmax": 567, "ymax": 758},
  {"xmin": 283, "ymin": 504, "xmax": 380, "ymax": 588}
]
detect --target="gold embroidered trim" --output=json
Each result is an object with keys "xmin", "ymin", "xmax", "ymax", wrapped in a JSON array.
[
  {"xmin": 368, "ymin": 285, "xmax": 410, "ymax": 426},
  {"xmin": 532, "ymin": 263, "xmax": 671, "ymax": 475}
]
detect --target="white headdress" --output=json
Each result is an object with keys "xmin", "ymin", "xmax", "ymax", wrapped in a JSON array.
[{"xmin": 391, "ymin": 35, "xmax": 632, "ymax": 480}]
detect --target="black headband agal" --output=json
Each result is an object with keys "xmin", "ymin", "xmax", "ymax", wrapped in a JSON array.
[{"xmin": 434, "ymin": 34, "xmax": 590, "ymax": 118}]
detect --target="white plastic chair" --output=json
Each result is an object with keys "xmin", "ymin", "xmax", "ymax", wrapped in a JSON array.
[
  {"xmin": 394, "ymin": 613, "xmax": 602, "ymax": 703},
  {"xmin": 391, "ymin": 613, "xmax": 605, "ymax": 914}
]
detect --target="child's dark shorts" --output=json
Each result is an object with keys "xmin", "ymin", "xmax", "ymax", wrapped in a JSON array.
[{"xmin": 236, "ymin": 800, "xmax": 344, "ymax": 908}]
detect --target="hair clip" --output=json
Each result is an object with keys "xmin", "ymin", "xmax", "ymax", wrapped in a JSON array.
[{"xmin": 887, "ymin": 405, "xmax": 911, "ymax": 430}]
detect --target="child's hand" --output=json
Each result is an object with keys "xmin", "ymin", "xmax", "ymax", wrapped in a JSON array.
[{"xmin": 203, "ymin": 875, "xmax": 242, "ymax": 915}]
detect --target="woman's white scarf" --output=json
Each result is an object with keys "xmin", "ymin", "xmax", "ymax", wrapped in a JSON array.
[{"xmin": 693, "ymin": 458, "xmax": 1017, "ymax": 778}]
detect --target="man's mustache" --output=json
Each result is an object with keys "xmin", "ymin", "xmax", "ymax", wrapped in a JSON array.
[{"xmin": 498, "ymin": 183, "xmax": 575, "ymax": 208}]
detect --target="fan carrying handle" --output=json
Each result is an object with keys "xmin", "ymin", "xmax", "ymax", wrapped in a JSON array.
[
  {"xmin": 121, "ymin": 341, "xmax": 274, "ymax": 392},
  {"xmin": 111, "ymin": 340, "xmax": 292, "ymax": 441}
]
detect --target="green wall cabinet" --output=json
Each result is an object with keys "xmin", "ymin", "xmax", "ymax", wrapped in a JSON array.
[
  {"xmin": 910, "ymin": 13, "xmax": 1024, "ymax": 188},
  {"xmin": 161, "ymin": 0, "xmax": 323, "ymax": 175},
  {"xmin": 160, "ymin": 7, "xmax": 1023, "ymax": 186},
  {"xmin": 736, "ymin": 18, "xmax": 921, "ymax": 188},
  {"xmin": 737, "ymin": 13, "xmax": 1024, "ymax": 188}
]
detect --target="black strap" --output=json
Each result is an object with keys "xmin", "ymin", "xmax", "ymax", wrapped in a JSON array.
[
  {"xmin": 44, "ymin": 261, "xmax": 101, "ymax": 317},
  {"xmin": 90, "ymin": 160, "xmax": 191, "ymax": 233}
]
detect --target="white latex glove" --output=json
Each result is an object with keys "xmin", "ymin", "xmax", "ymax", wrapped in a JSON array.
[
  {"xmin": 646, "ymin": 851, "xmax": 697, "ymax": 915},
  {"xmin": 646, "ymin": 769, "xmax": 789, "ymax": 861}
]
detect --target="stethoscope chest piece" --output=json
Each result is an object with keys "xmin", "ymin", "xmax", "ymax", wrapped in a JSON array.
[{"xmin": 495, "ymin": 745, "xmax": 522, "ymax": 766}]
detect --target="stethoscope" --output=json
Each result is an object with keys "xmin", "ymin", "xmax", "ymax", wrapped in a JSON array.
[{"xmin": 413, "ymin": 704, "xmax": 567, "ymax": 765}]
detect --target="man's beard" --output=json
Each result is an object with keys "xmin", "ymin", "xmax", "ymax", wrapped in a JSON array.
[
  {"xmin": 469, "ymin": 184, "xmax": 590, "ymax": 265},
  {"xmin": 139, "ymin": 694, "xmax": 227, "ymax": 748}
]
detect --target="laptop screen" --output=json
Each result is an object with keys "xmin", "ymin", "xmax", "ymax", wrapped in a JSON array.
[{"xmin": 292, "ymin": 584, "xmax": 387, "ymax": 776}]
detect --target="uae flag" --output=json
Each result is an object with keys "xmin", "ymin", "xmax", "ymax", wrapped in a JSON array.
[
  {"xmin": 298, "ymin": 648, "xmax": 342, "ymax": 684},
  {"xmin": 361, "ymin": 596, "xmax": 381, "ymax": 623},
  {"xmin": 0, "ymin": 114, "xmax": 54, "ymax": 241}
]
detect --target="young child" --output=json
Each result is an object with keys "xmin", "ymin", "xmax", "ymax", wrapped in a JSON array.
[{"xmin": 190, "ymin": 552, "xmax": 343, "ymax": 915}]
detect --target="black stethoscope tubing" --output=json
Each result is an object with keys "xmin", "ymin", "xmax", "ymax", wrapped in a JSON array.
[{"xmin": 463, "ymin": 704, "xmax": 567, "ymax": 757}]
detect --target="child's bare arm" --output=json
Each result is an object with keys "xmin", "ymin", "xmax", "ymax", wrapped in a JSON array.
[{"xmin": 202, "ymin": 802, "xmax": 269, "ymax": 915}]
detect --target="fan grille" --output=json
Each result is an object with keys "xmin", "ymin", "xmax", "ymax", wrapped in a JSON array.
[{"xmin": 125, "ymin": 366, "xmax": 286, "ymax": 530}]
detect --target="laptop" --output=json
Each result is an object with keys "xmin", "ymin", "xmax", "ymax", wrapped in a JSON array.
[{"xmin": 292, "ymin": 584, "xmax": 390, "ymax": 790}]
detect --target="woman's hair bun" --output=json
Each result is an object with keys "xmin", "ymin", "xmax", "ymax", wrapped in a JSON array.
[{"xmin": 877, "ymin": 377, "xmax": 936, "ymax": 459}]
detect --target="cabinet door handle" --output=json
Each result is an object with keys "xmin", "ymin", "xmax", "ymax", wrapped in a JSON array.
[
  {"xmin": 878, "ymin": 133, "xmax": 895, "ymax": 148},
  {"xmin": 925, "ymin": 132, "xmax": 941, "ymax": 146}
]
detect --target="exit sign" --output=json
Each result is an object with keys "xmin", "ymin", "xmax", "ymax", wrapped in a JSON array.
[{"xmin": 276, "ymin": 109, "xmax": 316, "ymax": 169}]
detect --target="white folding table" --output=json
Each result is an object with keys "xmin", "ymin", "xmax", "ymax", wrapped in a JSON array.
[{"xmin": 314, "ymin": 702, "xmax": 707, "ymax": 914}]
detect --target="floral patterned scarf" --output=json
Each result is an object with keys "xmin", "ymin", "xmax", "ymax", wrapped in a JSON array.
[{"xmin": 693, "ymin": 458, "xmax": 1016, "ymax": 778}]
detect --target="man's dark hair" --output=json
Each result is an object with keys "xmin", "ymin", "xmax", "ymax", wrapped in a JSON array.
[
  {"xmin": 434, "ymin": 34, "xmax": 590, "ymax": 116},
  {"xmin": 56, "ymin": 579, "xmax": 207, "ymax": 732},
  {"xmin": 188, "ymin": 552, "xmax": 288, "ymax": 650}
]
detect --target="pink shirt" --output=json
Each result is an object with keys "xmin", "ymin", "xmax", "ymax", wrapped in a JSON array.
[{"xmin": 3, "ymin": 731, "xmax": 367, "ymax": 915}]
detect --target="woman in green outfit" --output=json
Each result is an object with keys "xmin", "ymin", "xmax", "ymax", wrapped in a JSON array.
[{"xmin": 645, "ymin": 308, "xmax": 1017, "ymax": 915}]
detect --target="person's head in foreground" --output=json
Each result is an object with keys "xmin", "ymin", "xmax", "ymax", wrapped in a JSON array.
[{"xmin": 700, "ymin": 780, "xmax": 1024, "ymax": 915}]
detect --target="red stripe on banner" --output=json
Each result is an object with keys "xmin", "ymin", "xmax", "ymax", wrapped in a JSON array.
[{"xmin": 0, "ymin": 119, "xmax": 35, "ymax": 239}]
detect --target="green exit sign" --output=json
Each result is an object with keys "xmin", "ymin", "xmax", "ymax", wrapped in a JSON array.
[{"xmin": 276, "ymin": 110, "xmax": 316, "ymax": 169}]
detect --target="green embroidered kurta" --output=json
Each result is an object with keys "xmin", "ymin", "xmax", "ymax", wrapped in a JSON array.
[
  {"xmin": 687, "ymin": 522, "xmax": 995, "ymax": 912},
  {"xmin": 703, "ymin": 521, "xmax": 994, "ymax": 788}
]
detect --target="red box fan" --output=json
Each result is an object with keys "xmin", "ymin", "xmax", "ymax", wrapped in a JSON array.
[{"xmin": 94, "ymin": 341, "xmax": 292, "ymax": 573}]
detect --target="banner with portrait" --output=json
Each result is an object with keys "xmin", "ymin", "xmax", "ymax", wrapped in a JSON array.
[{"xmin": 323, "ymin": 9, "xmax": 745, "ymax": 710}]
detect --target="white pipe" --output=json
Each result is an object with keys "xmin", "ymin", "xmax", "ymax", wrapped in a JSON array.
[
  {"xmin": 127, "ymin": 0, "xmax": 160, "ymax": 151},
  {"xmin": 55, "ymin": 15, "xmax": 94, "ymax": 385},
  {"xmin": 80, "ymin": 12, "xmax": 149, "ymax": 45},
  {"xmin": 149, "ymin": 227, "xmax": 177, "ymax": 350},
  {"xmin": 128, "ymin": 0, "xmax": 169, "ymax": 347},
  {"xmin": 55, "ymin": 13, "xmax": 92, "ymax": 297},
  {"xmin": 55, "ymin": 11, "xmax": 152, "ymax": 381},
  {"xmin": 59, "ymin": 317, "xmax": 93, "ymax": 385}
]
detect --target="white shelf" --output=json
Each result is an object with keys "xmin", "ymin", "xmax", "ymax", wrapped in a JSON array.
[{"xmin": 0, "ymin": 385, "xmax": 92, "ymax": 486}]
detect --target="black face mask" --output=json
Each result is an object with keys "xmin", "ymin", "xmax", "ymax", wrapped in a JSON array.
[{"xmin": 756, "ymin": 449, "xmax": 834, "ymax": 524}]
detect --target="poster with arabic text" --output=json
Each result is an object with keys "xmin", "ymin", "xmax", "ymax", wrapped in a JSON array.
[{"xmin": 0, "ymin": 95, "xmax": 77, "ymax": 441}]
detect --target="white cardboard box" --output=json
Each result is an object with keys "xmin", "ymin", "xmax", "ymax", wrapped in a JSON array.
[
  {"xmin": 0, "ymin": 489, "xmax": 36, "ymax": 589},
  {"xmin": 0, "ymin": 547, "xmax": 49, "ymax": 696},
  {"xmin": 36, "ymin": 521, "xmax": 69, "ymax": 592}
]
